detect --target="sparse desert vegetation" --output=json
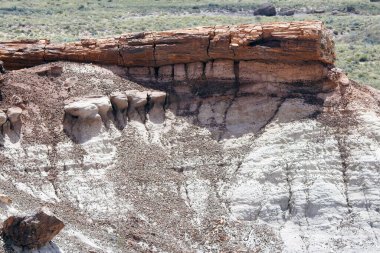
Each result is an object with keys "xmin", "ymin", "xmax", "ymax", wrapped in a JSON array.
[{"xmin": 0, "ymin": 0, "xmax": 379, "ymax": 88}]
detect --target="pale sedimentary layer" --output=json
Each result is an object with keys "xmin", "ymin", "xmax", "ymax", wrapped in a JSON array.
[
  {"xmin": 0, "ymin": 61, "xmax": 379, "ymax": 253},
  {"xmin": 0, "ymin": 21, "xmax": 334, "ymax": 70}
]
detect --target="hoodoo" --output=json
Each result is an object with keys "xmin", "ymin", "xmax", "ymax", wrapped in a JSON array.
[{"xmin": 0, "ymin": 21, "xmax": 379, "ymax": 253}]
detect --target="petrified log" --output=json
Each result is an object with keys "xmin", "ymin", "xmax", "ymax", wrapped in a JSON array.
[
  {"xmin": 0, "ymin": 21, "xmax": 335, "ymax": 70},
  {"xmin": 2, "ymin": 207, "xmax": 64, "ymax": 249}
]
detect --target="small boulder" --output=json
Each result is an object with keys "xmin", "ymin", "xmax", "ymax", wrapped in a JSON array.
[
  {"xmin": 65, "ymin": 96, "xmax": 111, "ymax": 119},
  {"xmin": 278, "ymin": 8, "xmax": 295, "ymax": 16},
  {"xmin": 110, "ymin": 92, "xmax": 129, "ymax": 110},
  {"xmin": 254, "ymin": 3, "xmax": 276, "ymax": 16},
  {"xmin": 346, "ymin": 6, "xmax": 359, "ymax": 14},
  {"xmin": 149, "ymin": 91, "xmax": 167, "ymax": 104},
  {"xmin": 125, "ymin": 90, "xmax": 148, "ymax": 108},
  {"xmin": 110, "ymin": 92, "xmax": 129, "ymax": 129},
  {"xmin": 6, "ymin": 107, "xmax": 22, "ymax": 124},
  {"xmin": 86, "ymin": 96, "xmax": 112, "ymax": 117},
  {"xmin": 346, "ymin": 6, "xmax": 355, "ymax": 12},
  {"xmin": 313, "ymin": 8, "xmax": 325, "ymax": 14},
  {"xmin": 64, "ymin": 100, "xmax": 98, "ymax": 119},
  {"xmin": 2, "ymin": 207, "xmax": 64, "ymax": 249}
]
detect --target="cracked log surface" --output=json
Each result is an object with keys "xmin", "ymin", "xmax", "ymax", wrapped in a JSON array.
[
  {"xmin": 0, "ymin": 21, "xmax": 334, "ymax": 70},
  {"xmin": 0, "ymin": 21, "xmax": 380, "ymax": 253}
]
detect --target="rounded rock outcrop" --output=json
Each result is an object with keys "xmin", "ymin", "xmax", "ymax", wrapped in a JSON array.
[
  {"xmin": 125, "ymin": 90, "xmax": 149, "ymax": 108},
  {"xmin": 149, "ymin": 91, "xmax": 167, "ymax": 104},
  {"xmin": 6, "ymin": 107, "xmax": 22, "ymax": 124},
  {"xmin": 64, "ymin": 100, "xmax": 99, "ymax": 119},
  {"xmin": 254, "ymin": 3, "xmax": 277, "ymax": 16},
  {"xmin": 110, "ymin": 92, "xmax": 129, "ymax": 110}
]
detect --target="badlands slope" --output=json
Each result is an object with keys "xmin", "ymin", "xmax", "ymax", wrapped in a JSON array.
[{"xmin": 0, "ymin": 21, "xmax": 380, "ymax": 252}]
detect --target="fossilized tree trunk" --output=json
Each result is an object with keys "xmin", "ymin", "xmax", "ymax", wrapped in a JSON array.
[{"xmin": 0, "ymin": 21, "xmax": 334, "ymax": 71}]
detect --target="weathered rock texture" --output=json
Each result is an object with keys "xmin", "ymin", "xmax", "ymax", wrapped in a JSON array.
[
  {"xmin": 0, "ymin": 21, "xmax": 379, "ymax": 253},
  {"xmin": 0, "ymin": 21, "xmax": 334, "ymax": 70},
  {"xmin": 2, "ymin": 207, "xmax": 64, "ymax": 249}
]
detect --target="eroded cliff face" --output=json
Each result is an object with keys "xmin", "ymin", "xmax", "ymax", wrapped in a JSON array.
[{"xmin": 0, "ymin": 21, "xmax": 380, "ymax": 253}]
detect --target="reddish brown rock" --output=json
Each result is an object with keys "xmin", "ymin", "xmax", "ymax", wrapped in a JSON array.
[
  {"xmin": 205, "ymin": 60, "xmax": 235, "ymax": 80},
  {"xmin": 186, "ymin": 62, "xmax": 204, "ymax": 80},
  {"xmin": 239, "ymin": 61, "xmax": 328, "ymax": 83},
  {"xmin": 0, "ymin": 39, "xmax": 47, "ymax": 69},
  {"xmin": 2, "ymin": 207, "xmax": 64, "ymax": 249},
  {"xmin": 0, "ymin": 21, "xmax": 335, "ymax": 70}
]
